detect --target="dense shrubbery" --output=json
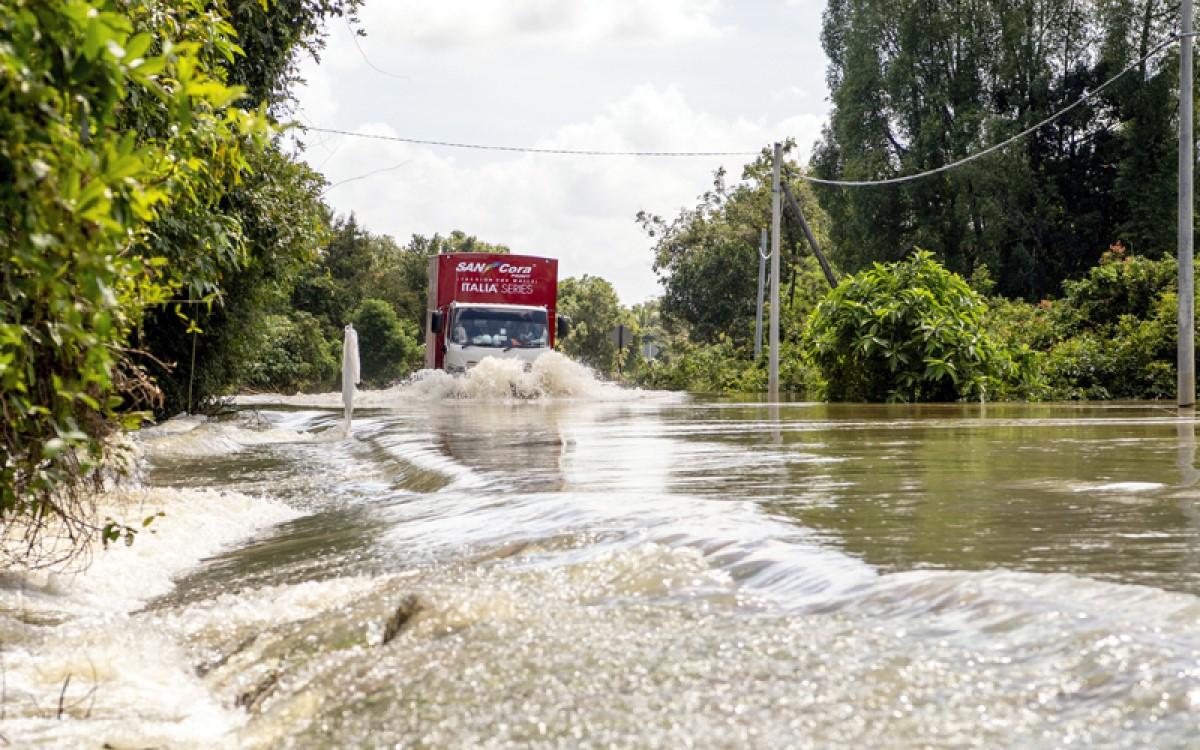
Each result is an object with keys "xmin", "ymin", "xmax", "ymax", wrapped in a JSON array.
[
  {"xmin": 1, "ymin": 0, "xmax": 272, "ymax": 560},
  {"xmin": 632, "ymin": 334, "xmax": 821, "ymax": 396},
  {"xmin": 352, "ymin": 299, "xmax": 421, "ymax": 386},
  {"xmin": 243, "ymin": 312, "xmax": 338, "ymax": 393},
  {"xmin": 1034, "ymin": 248, "xmax": 1182, "ymax": 400},
  {"xmin": 1, "ymin": 0, "xmax": 359, "ymax": 562},
  {"xmin": 804, "ymin": 252, "xmax": 1033, "ymax": 402},
  {"xmin": 634, "ymin": 246, "xmax": 1185, "ymax": 404},
  {"xmin": 966, "ymin": 246, "xmax": 1185, "ymax": 402}
]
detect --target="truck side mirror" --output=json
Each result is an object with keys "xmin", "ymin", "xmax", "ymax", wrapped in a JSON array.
[
  {"xmin": 430, "ymin": 311, "xmax": 442, "ymax": 334},
  {"xmin": 556, "ymin": 315, "xmax": 570, "ymax": 340}
]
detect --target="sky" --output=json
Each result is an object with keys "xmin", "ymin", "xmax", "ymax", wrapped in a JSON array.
[{"xmin": 293, "ymin": 0, "xmax": 831, "ymax": 304}]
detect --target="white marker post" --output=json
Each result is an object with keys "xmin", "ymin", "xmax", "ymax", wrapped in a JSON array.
[{"xmin": 342, "ymin": 323, "xmax": 360, "ymax": 435}]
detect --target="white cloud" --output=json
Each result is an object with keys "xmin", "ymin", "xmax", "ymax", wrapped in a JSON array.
[
  {"xmin": 308, "ymin": 85, "xmax": 824, "ymax": 303},
  {"xmin": 365, "ymin": 0, "xmax": 723, "ymax": 50}
]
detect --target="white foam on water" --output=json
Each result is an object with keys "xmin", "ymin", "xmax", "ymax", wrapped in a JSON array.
[
  {"xmin": 138, "ymin": 414, "xmax": 318, "ymax": 458},
  {"xmin": 236, "ymin": 351, "xmax": 660, "ymax": 409},
  {"xmin": 2, "ymin": 618, "xmax": 244, "ymax": 749},
  {"xmin": 1073, "ymin": 481, "xmax": 1166, "ymax": 493},
  {"xmin": 380, "ymin": 487, "xmax": 878, "ymax": 607},
  {"xmin": 0, "ymin": 483, "xmax": 301, "ymax": 748},
  {"xmin": 2, "ymin": 486, "xmax": 299, "ymax": 617}
]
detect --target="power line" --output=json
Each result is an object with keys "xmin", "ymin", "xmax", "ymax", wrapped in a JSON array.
[
  {"xmin": 322, "ymin": 160, "xmax": 412, "ymax": 194},
  {"xmin": 305, "ymin": 127, "xmax": 759, "ymax": 157},
  {"xmin": 347, "ymin": 22, "xmax": 410, "ymax": 82},
  {"xmin": 309, "ymin": 33, "xmax": 1181, "ymax": 182},
  {"xmin": 799, "ymin": 35, "xmax": 1178, "ymax": 187}
]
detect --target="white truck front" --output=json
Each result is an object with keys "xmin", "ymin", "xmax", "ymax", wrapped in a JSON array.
[{"xmin": 442, "ymin": 302, "xmax": 552, "ymax": 373}]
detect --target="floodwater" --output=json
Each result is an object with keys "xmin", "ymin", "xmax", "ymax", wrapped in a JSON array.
[{"xmin": 3, "ymin": 354, "xmax": 1200, "ymax": 748}]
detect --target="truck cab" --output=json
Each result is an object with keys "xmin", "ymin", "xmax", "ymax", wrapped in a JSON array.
[
  {"xmin": 425, "ymin": 253, "xmax": 567, "ymax": 372},
  {"xmin": 443, "ymin": 302, "xmax": 551, "ymax": 372}
]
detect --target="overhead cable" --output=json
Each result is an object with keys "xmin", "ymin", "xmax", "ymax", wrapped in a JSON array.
[
  {"xmin": 308, "ymin": 34, "xmax": 1180, "ymax": 183},
  {"xmin": 347, "ymin": 22, "xmax": 410, "ymax": 81},
  {"xmin": 799, "ymin": 35, "xmax": 1178, "ymax": 187},
  {"xmin": 304, "ymin": 127, "xmax": 759, "ymax": 157},
  {"xmin": 322, "ymin": 160, "xmax": 412, "ymax": 194}
]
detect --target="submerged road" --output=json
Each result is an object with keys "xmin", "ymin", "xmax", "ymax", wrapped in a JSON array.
[{"xmin": 4, "ymin": 356, "xmax": 1200, "ymax": 747}]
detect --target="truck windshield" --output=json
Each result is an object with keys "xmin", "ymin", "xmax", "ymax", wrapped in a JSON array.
[{"xmin": 451, "ymin": 308, "xmax": 549, "ymax": 348}]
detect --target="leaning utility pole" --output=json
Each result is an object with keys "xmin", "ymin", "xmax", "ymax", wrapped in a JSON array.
[
  {"xmin": 1181, "ymin": 0, "xmax": 1196, "ymax": 409},
  {"xmin": 769, "ymin": 142, "xmax": 782, "ymax": 401},
  {"xmin": 781, "ymin": 181, "xmax": 838, "ymax": 289}
]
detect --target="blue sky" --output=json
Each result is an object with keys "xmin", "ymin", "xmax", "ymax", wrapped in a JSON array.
[{"xmin": 295, "ymin": 0, "xmax": 830, "ymax": 303}]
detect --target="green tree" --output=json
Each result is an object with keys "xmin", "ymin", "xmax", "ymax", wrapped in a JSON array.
[
  {"xmin": 639, "ymin": 145, "xmax": 831, "ymax": 345},
  {"xmin": 1040, "ymin": 246, "xmax": 1185, "ymax": 399},
  {"xmin": 813, "ymin": 0, "xmax": 1180, "ymax": 299},
  {"xmin": 352, "ymin": 299, "xmax": 420, "ymax": 386},
  {"xmin": 557, "ymin": 275, "xmax": 632, "ymax": 375},
  {"xmin": 134, "ymin": 0, "xmax": 357, "ymax": 415},
  {"xmin": 140, "ymin": 143, "xmax": 329, "ymax": 414}
]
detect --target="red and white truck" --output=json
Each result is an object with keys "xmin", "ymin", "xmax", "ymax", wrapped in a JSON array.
[{"xmin": 425, "ymin": 253, "xmax": 569, "ymax": 372}]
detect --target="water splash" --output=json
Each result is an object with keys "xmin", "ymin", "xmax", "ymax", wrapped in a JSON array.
[{"xmin": 238, "ymin": 351, "xmax": 635, "ymax": 408}]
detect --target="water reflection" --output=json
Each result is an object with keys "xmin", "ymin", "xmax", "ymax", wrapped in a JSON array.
[
  {"xmin": 672, "ymin": 402, "xmax": 1200, "ymax": 594},
  {"xmin": 1177, "ymin": 417, "xmax": 1200, "ymax": 584},
  {"xmin": 427, "ymin": 402, "xmax": 571, "ymax": 493}
]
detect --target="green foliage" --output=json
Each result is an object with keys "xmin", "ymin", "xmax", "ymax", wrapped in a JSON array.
[
  {"xmin": 814, "ymin": 0, "xmax": 1182, "ymax": 299},
  {"xmin": 1053, "ymin": 244, "xmax": 1176, "ymax": 335},
  {"xmin": 557, "ymin": 275, "xmax": 632, "ymax": 375},
  {"xmin": 133, "ymin": 0, "xmax": 356, "ymax": 415},
  {"xmin": 639, "ymin": 144, "xmax": 833, "ymax": 344},
  {"xmin": 352, "ymin": 299, "xmax": 420, "ymax": 386},
  {"xmin": 223, "ymin": 0, "xmax": 361, "ymax": 111},
  {"xmin": 0, "ymin": 0, "xmax": 271, "ymax": 561},
  {"xmin": 1035, "ymin": 250, "xmax": 1185, "ymax": 400},
  {"xmin": 243, "ymin": 312, "xmax": 338, "ymax": 392},
  {"xmin": 634, "ymin": 336, "xmax": 822, "ymax": 396},
  {"xmin": 804, "ymin": 252, "xmax": 1027, "ymax": 402},
  {"xmin": 140, "ymin": 142, "xmax": 330, "ymax": 414}
]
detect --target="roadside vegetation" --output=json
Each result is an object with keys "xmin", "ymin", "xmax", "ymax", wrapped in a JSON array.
[{"xmin": 1, "ymin": 0, "xmax": 359, "ymax": 562}]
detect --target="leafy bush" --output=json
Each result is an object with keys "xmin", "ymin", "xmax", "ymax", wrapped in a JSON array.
[
  {"xmin": 1017, "ymin": 248, "xmax": 1187, "ymax": 401},
  {"xmin": 804, "ymin": 251, "xmax": 1025, "ymax": 402},
  {"xmin": 244, "ymin": 312, "xmax": 338, "ymax": 393},
  {"xmin": 352, "ymin": 299, "xmax": 420, "ymax": 386},
  {"xmin": 1043, "ymin": 289, "xmax": 1178, "ymax": 400},
  {"xmin": 1054, "ymin": 244, "xmax": 1176, "ymax": 335},
  {"xmin": 0, "ymin": 0, "xmax": 269, "ymax": 562}
]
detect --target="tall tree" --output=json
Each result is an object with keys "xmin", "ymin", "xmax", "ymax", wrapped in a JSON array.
[
  {"xmin": 557, "ymin": 275, "xmax": 632, "ymax": 375},
  {"xmin": 813, "ymin": 0, "xmax": 1180, "ymax": 299},
  {"xmin": 134, "ymin": 0, "xmax": 359, "ymax": 414}
]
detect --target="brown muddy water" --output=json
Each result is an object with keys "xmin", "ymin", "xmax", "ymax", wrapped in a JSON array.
[{"xmin": 2, "ymin": 355, "xmax": 1199, "ymax": 748}]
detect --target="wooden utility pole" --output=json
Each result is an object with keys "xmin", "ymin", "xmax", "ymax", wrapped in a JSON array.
[
  {"xmin": 769, "ymin": 142, "xmax": 782, "ymax": 401},
  {"xmin": 1181, "ymin": 0, "xmax": 1196, "ymax": 409}
]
